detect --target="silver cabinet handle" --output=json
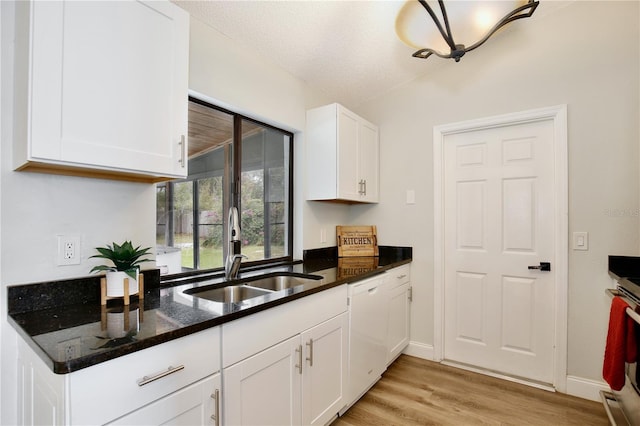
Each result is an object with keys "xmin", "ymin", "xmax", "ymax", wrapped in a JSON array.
[
  {"xmin": 397, "ymin": 274, "xmax": 407, "ymax": 280},
  {"xmin": 363, "ymin": 179, "xmax": 367, "ymax": 196},
  {"xmin": 178, "ymin": 135, "xmax": 186, "ymax": 168},
  {"xmin": 137, "ymin": 365, "xmax": 184, "ymax": 386},
  {"xmin": 210, "ymin": 389, "xmax": 220, "ymax": 426},
  {"xmin": 306, "ymin": 338, "xmax": 314, "ymax": 367},
  {"xmin": 358, "ymin": 179, "xmax": 365, "ymax": 195},
  {"xmin": 408, "ymin": 287, "xmax": 413, "ymax": 302},
  {"xmin": 295, "ymin": 345, "xmax": 303, "ymax": 374}
]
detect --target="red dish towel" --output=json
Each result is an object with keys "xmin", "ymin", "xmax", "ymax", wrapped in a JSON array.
[{"xmin": 603, "ymin": 296, "xmax": 637, "ymax": 391}]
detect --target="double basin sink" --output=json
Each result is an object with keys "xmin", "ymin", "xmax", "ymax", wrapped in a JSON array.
[{"xmin": 183, "ymin": 272, "xmax": 323, "ymax": 304}]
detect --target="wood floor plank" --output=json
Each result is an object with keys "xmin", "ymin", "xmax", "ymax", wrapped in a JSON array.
[{"xmin": 333, "ymin": 355, "xmax": 609, "ymax": 426}]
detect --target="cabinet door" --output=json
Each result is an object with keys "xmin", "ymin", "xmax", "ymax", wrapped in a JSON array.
[
  {"xmin": 358, "ymin": 121, "xmax": 379, "ymax": 202},
  {"xmin": 22, "ymin": 1, "xmax": 188, "ymax": 178},
  {"xmin": 386, "ymin": 282, "xmax": 411, "ymax": 364},
  {"xmin": 109, "ymin": 374, "xmax": 221, "ymax": 426},
  {"xmin": 17, "ymin": 338, "xmax": 66, "ymax": 426},
  {"xmin": 224, "ymin": 336, "xmax": 302, "ymax": 426},
  {"xmin": 301, "ymin": 313, "xmax": 348, "ymax": 426},
  {"xmin": 336, "ymin": 106, "xmax": 360, "ymax": 200}
]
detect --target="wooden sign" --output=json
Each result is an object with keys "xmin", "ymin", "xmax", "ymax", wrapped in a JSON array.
[{"xmin": 336, "ymin": 225, "xmax": 378, "ymax": 257}]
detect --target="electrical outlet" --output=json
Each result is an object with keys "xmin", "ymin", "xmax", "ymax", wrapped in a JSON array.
[
  {"xmin": 64, "ymin": 242, "xmax": 74, "ymax": 259},
  {"xmin": 57, "ymin": 235, "xmax": 81, "ymax": 265}
]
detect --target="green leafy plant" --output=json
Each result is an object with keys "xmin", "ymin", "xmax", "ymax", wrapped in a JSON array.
[{"xmin": 90, "ymin": 241, "xmax": 153, "ymax": 280}]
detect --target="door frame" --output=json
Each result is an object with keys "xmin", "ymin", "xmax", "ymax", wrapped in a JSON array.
[{"xmin": 433, "ymin": 105, "xmax": 568, "ymax": 391}]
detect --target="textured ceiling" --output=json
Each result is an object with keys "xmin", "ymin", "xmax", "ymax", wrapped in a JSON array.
[
  {"xmin": 173, "ymin": 1, "xmax": 569, "ymax": 108},
  {"xmin": 174, "ymin": 0, "xmax": 440, "ymax": 107}
]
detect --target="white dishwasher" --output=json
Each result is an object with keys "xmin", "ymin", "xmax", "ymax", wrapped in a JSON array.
[{"xmin": 344, "ymin": 272, "xmax": 388, "ymax": 410}]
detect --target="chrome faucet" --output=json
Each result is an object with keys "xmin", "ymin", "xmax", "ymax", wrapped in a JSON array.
[
  {"xmin": 225, "ymin": 207, "xmax": 246, "ymax": 280},
  {"xmin": 226, "ymin": 253, "xmax": 245, "ymax": 281}
]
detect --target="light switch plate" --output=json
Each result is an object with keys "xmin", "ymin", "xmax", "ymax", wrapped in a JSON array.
[
  {"xmin": 572, "ymin": 231, "xmax": 588, "ymax": 251},
  {"xmin": 406, "ymin": 189, "xmax": 415, "ymax": 204}
]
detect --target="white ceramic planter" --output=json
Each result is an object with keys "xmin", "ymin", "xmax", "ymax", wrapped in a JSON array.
[{"xmin": 105, "ymin": 270, "xmax": 139, "ymax": 298}]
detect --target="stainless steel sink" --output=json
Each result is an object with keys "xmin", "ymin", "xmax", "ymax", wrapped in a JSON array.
[
  {"xmin": 183, "ymin": 272, "xmax": 323, "ymax": 304},
  {"xmin": 185, "ymin": 285, "xmax": 270, "ymax": 303},
  {"xmin": 243, "ymin": 273, "xmax": 322, "ymax": 291}
]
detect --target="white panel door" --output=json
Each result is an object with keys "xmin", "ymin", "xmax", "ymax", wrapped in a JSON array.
[{"xmin": 443, "ymin": 119, "xmax": 555, "ymax": 384}]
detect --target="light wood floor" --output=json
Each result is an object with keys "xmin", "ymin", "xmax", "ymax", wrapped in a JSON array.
[{"xmin": 333, "ymin": 355, "xmax": 609, "ymax": 426}]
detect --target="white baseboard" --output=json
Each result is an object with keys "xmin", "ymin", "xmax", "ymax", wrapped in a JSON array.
[
  {"xmin": 566, "ymin": 375, "xmax": 610, "ymax": 402},
  {"xmin": 401, "ymin": 342, "xmax": 607, "ymax": 403},
  {"xmin": 402, "ymin": 341, "xmax": 434, "ymax": 360}
]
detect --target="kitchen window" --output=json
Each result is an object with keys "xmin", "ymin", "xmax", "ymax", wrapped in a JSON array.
[{"xmin": 156, "ymin": 97, "xmax": 293, "ymax": 274}]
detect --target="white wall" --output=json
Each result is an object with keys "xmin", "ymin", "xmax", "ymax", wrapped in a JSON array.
[
  {"xmin": 158, "ymin": 19, "xmax": 361, "ymax": 287},
  {"xmin": 0, "ymin": 12, "xmax": 334, "ymax": 423},
  {"xmin": 2, "ymin": 2, "xmax": 636, "ymax": 422},
  {"xmin": 187, "ymin": 17, "xmax": 350, "ymax": 256},
  {"xmin": 0, "ymin": 3, "xmax": 158, "ymax": 423},
  {"xmin": 354, "ymin": 0, "xmax": 639, "ymax": 385}
]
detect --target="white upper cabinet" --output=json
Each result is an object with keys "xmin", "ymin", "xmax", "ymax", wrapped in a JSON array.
[
  {"xmin": 306, "ymin": 103, "xmax": 379, "ymax": 203},
  {"xmin": 13, "ymin": 0, "xmax": 189, "ymax": 182}
]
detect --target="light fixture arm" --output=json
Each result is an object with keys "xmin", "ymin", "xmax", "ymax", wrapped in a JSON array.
[
  {"xmin": 412, "ymin": 0, "xmax": 539, "ymax": 62},
  {"xmin": 417, "ymin": 0, "xmax": 457, "ymax": 52}
]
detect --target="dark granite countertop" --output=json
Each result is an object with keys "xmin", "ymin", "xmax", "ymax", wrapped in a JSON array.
[
  {"xmin": 609, "ymin": 255, "xmax": 640, "ymax": 281},
  {"xmin": 8, "ymin": 246, "xmax": 411, "ymax": 374}
]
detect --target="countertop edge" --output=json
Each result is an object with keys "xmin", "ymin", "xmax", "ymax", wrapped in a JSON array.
[{"xmin": 10, "ymin": 257, "xmax": 412, "ymax": 374}]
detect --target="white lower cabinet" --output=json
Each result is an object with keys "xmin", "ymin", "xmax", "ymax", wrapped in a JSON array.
[
  {"xmin": 342, "ymin": 265, "xmax": 413, "ymax": 412},
  {"xmin": 222, "ymin": 285, "xmax": 348, "ymax": 426},
  {"xmin": 16, "ymin": 274, "xmax": 413, "ymax": 426},
  {"xmin": 17, "ymin": 327, "xmax": 221, "ymax": 425},
  {"xmin": 224, "ymin": 313, "xmax": 348, "ymax": 426},
  {"xmin": 109, "ymin": 373, "xmax": 221, "ymax": 426},
  {"xmin": 301, "ymin": 314, "xmax": 349, "ymax": 425},
  {"xmin": 385, "ymin": 264, "xmax": 412, "ymax": 364},
  {"xmin": 224, "ymin": 335, "xmax": 302, "ymax": 426}
]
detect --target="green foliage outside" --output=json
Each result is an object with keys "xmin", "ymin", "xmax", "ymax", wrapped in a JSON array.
[{"xmin": 168, "ymin": 168, "xmax": 286, "ymax": 270}]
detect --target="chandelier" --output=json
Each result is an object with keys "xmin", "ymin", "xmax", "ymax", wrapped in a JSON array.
[{"xmin": 396, "ymin": 0, "xmax": 539, "ymax": 62}]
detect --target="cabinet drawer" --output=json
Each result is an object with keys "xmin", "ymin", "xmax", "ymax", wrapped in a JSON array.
[
  {"xmin": 69, "ymin": 327, "xmax": 220, "ymax": 425},
  {"xmin": 387, "ymin": 264, "xmax": 411, "ymax": 289},
  {"xmin": 108, "ymin": 374, "xmax": 220, "ymax": 426}
]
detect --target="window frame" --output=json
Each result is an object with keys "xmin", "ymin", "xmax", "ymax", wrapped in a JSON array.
[{"xmin": 158, "ymin": 96, "xmax": 295, "ymax": 276}]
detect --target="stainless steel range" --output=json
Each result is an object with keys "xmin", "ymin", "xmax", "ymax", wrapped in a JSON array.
[{"xmin": 604, "ymin": 256, "xmax": 640, "ymax": 425}]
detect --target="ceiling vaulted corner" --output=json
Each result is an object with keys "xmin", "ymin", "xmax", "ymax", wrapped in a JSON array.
[{"xmin": 174, "ymin": 0, "xmax": 568, "ymax": 106}]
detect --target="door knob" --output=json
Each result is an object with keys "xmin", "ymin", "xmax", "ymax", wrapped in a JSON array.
[{"xmin": 528, "ymin": 262, "xmax": 551, "ymax": 272}]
